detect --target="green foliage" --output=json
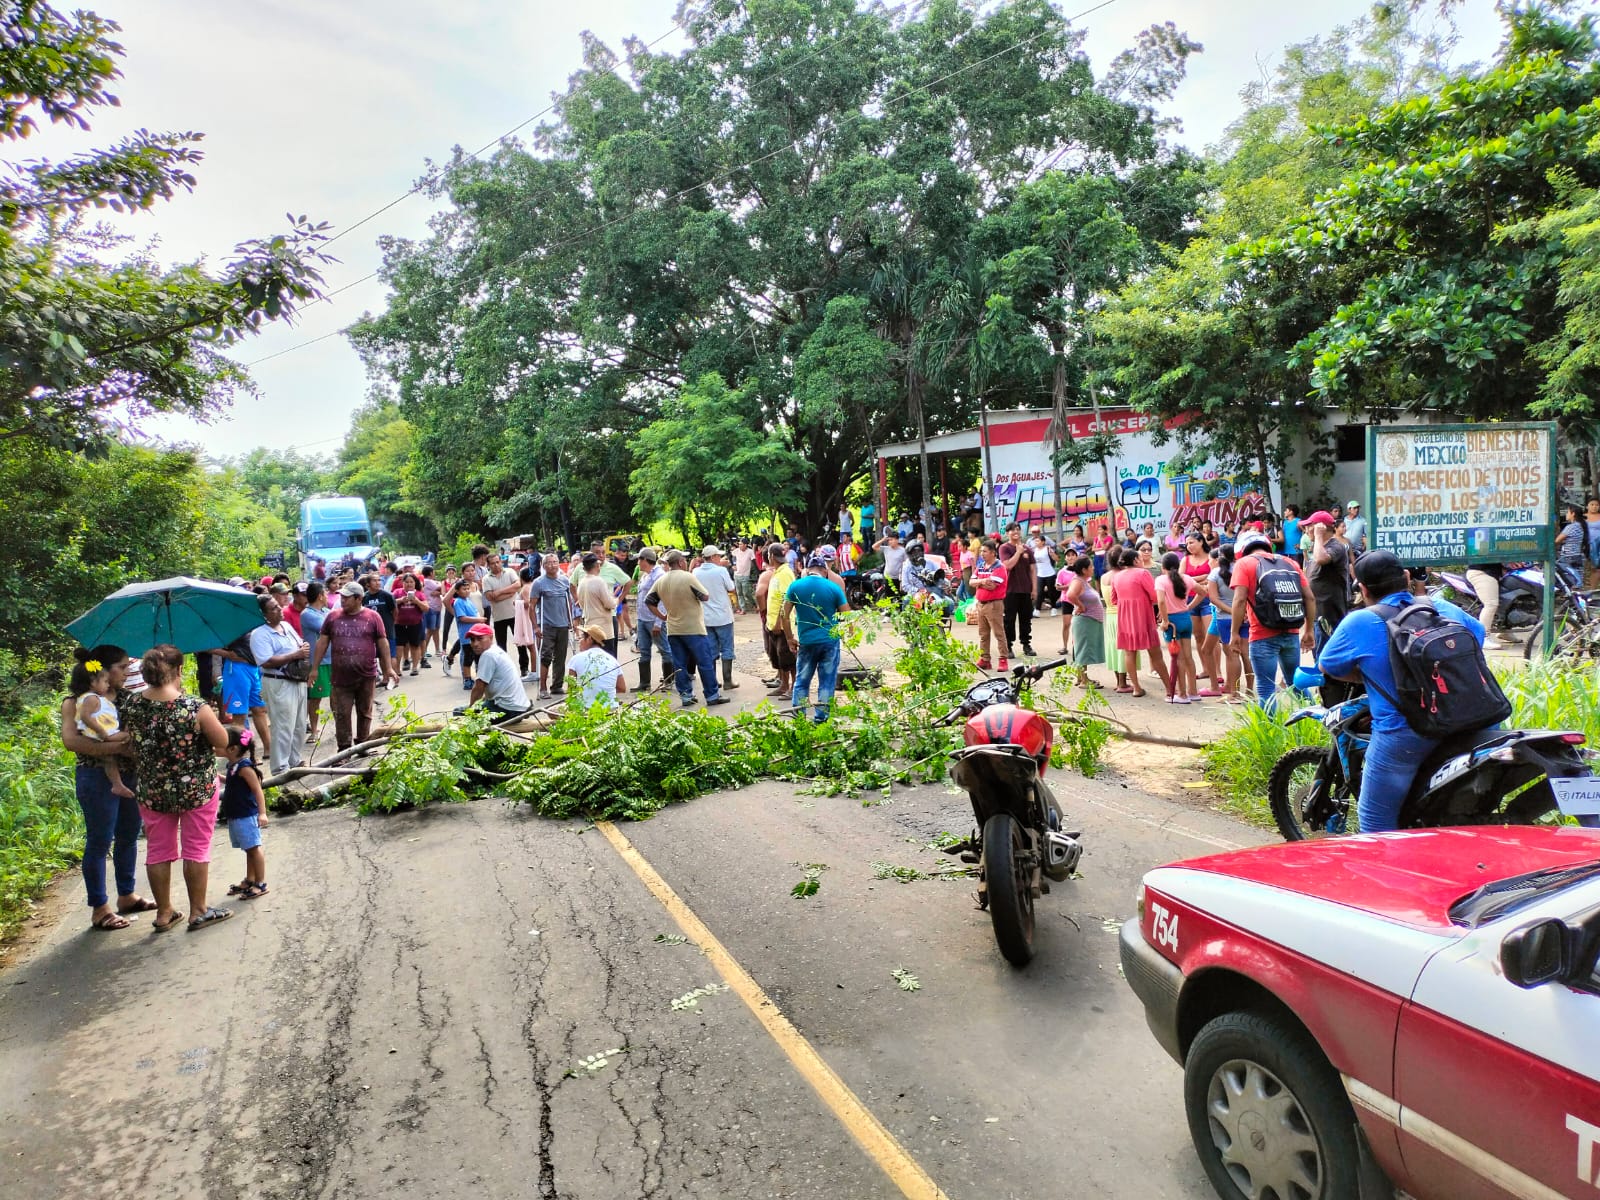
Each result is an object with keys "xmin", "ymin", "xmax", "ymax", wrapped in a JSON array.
[
  {"xmin": 1201, "ymin": 695, "xmax": 1329, "ymax": 825},
  {"xmin": 334, "ymin": 401, "xmax": 437, "ymax": 551},
  {"xmin": 360, "ymin": 706, "xmax": 510, "ymax": 813},
  {"xmin": 790, "ymin": 863, "xmax": 827, "ymax": 900},
  {"xmin": 228, "ymin": 447, "xmax": 333, "ymax": 532},
  {"xmin": 1097, "ymin": 4, "xmax": 1465, "ymax": 486},
  {"xmin": 0, "ymin": 695, "xmax": 79, "ymax": 943},
  {"xmin": 0, "ymin": 3, "xmax": 329, "ymax": 451},
  {"xmin": 871, "ymin": 861, "xmax": 926, "ymax": 883},
  {"xmin": 504, "ymin": 699, "xmax": 762, "ymax": 821},
  {"xmin": 1500, "ymin": 659, "xmax": 1600, "ymax": 745},
  {"xmin": 1242, "ymin": 7, "xmax": 1600, "ymax": 427},
  {"xmin": 891, "ymin": 967, "xmax": 921, "ymax": 992},
  {"xmin": 629, "ymin": 374, "xmax": 811, "ymax": 545},
  {"xmin": 350, "ymin": 0, "xmax": 1199, "ymax": 534}
]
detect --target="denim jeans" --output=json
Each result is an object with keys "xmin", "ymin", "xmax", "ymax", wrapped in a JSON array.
[
  {"xmin": 1249, "ymin": 632, "xmax": 1303, "ymax": 707},
  {"xmin": 707, "ymin": 622, "xmax": 735, "ymax": 662},
  {"xmin": 792, "ymin": 639, "xmax": 842, "ymax": 722},
  {"xmin": 636, "ymin": 622, "xmax": 672, "ymax": 680},
  {"xmin": 1357, "ymin": 725, "xmax": 1440, "ymax": 833},
  {"xmin": 76, "ymin": 763, "xmax": 141, "ymax": 908},
  {"xmin": 667, "ymin": 633, "xmax": 720, "ymax": 702}
]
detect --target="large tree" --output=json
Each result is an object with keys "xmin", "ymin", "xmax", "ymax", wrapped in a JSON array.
[
  {"xmin": 1094, "ymin": 3, "xmax": 1464, "ymax": 491},
  {"xmin": 0, "ymin": 2, "xmax": 330, "ymax": 450},
  {"xmin": 350, "ymin": 0, "xmax": 1197, "ymax": 535},
  {"xmin": 1247, "ymin": 4, "xmax": 1600, "ymax": 431}
]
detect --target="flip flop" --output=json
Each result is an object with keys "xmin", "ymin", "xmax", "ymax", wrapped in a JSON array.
[
  {"xmin": 153, "ymin": 911, "xmax": 186, "ymax": 933},
  {"xmin": 117, "ymin": 897, "xmax": 158, "ymax": 914},
  {"xmin": 187, "ymin": 907, "xmax": 233, "ymax": 932},
  {"xmin": 92, "ymin": 911, "xmax": 132, "ymax": 931}
]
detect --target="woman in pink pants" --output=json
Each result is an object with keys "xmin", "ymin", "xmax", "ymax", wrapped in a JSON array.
[{"xmin": 120, "ymin": 645, "xmax": 233, "ymax": 932}]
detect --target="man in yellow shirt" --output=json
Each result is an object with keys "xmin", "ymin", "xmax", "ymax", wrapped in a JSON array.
[{"xmin": 755, "ymin": 543, "xmax": 796, "ymax": 699}]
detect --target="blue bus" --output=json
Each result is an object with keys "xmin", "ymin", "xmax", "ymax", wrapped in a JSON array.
[{"xmin": 298, "ymin": 495, "xmax": 378, "ymax": 574}]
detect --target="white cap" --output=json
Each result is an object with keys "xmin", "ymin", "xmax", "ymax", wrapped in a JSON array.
[{"xmin": 1235, "ymin": 530, "xmax": 1271, "ymax": 556}]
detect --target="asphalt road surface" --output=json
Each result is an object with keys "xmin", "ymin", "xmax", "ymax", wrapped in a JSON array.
[{"xmin": 0, "ymin": 763, "xmax": 1267, "ymax": 1200}]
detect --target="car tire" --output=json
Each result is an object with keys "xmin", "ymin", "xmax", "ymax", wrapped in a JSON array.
[
  {"xmin": 1184, "ymin": 1010, "xmax": 1362, "ymax": 1200},
  {"xmin": 1268, "ymin": 746, "xmax": 1341, "ymax": 841}
]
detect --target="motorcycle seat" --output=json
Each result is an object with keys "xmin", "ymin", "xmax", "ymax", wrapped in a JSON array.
[{"xmin": 1416, "ymin": 727, "xmax": 1515, "ymax": 781}]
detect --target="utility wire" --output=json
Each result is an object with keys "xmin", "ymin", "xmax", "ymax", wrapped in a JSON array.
[
  {"xmin": 243, "ymin": 0, "xmax": 1125, "ymax": 369},
  {"xmin": 319, "ymin": 15, "xmax": 697, "ymax": 250}
]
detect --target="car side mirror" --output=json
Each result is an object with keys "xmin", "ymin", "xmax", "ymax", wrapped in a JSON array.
[{"xmin": 1501, "ymin": 918, "xmax": 1570, "ymax": 989}]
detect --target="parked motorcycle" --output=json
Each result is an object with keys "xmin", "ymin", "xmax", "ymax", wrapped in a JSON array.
[
  {"xmin": 1434, "ymin": 565, "xmax": 1596, "ymax": 659},
  {"xmin": 847, "ymin": 570, "xmax": 892, "ymax": 609},
  {"xmin": 936, "ymin": 661, "xmax": 1083, "ymax": 966},
  {"xmin": 1268, "ymin": 666, "xmax": 1598, "ymax": 838}
]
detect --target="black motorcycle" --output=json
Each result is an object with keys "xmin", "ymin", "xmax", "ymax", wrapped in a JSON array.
[
  {"xmin": 1269, "ymin": 668, "xmax": 1596, "ymax": 838},
  {"xmin": 936, "ymin": 662, "xmax": 1084, "ymax": 966}
]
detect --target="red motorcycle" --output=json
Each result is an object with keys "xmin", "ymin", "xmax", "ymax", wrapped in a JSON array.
[{"xmin": 937, "ymin": 660, "xmax": 1083, "ymax": 966}]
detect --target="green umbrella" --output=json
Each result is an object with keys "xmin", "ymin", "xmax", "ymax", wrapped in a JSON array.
[{"xmin": 66, "ymin": 577, "xmax": 264, "ymax": 658}]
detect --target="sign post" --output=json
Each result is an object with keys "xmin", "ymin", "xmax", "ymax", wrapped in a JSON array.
[{"xmin": 1368, "ymin": 422, "xmax": 1559, "ymax": 655}]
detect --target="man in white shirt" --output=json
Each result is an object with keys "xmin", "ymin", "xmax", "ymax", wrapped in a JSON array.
[
  {"xmin": 480, "ymin": 553, "xmax": 525, "ymax": 671},
  {"xmin": 248, "ymin": 594, "xmax": 309, "ymax": 777},
  {"xmin": 693, "ymin": 546, "xmax": 741, "ymax": 691},
  {"xmin": 874, "ymin": 531, "xmax": 908, "ymax": 592},
  {"xmin": 566, "ymin": 623, "xmax": 627, "ymax": 709}
]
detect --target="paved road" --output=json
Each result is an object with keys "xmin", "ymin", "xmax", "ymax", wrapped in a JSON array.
[{"xmin": 0, "ymin": 751, "xmax": 1265, "ymax": 1200}]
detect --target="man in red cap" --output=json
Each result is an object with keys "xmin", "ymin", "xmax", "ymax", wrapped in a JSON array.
[{"xmin": 457, "ymin": 623, "xmax": 529, "ymax": 717}]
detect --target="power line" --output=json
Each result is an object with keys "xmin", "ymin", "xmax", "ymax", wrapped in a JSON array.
[
  {"xmin": 243, "ymin": 0, "xmax": 1125, "ymax": 369},
  {"xmin": 319, "ymin": 15, "xmax": 697, "ymax": 251}
]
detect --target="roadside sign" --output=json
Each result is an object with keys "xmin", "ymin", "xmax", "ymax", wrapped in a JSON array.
[{"xmin": 1367, "ymin": 422, "xmax": 1557, "ymax": 566}]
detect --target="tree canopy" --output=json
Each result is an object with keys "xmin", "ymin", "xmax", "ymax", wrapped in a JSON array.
[{"xmin": 350, "ymin": 0, "xmax": 1201, "ymax": 536}]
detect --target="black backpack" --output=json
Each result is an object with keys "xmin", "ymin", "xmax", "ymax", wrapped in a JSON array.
[
  {"xmin": 1250, "ymin": 554, "xmax": 1307, "ymax": 631},
  {"xmin": 1373, "ymin": 601, "xmax": 1512, "ymax": 739}
]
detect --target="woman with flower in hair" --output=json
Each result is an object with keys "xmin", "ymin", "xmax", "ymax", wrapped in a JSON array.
[{"xmin": 58, "ymin": 645, "xmax": 155, "ymax": 931}]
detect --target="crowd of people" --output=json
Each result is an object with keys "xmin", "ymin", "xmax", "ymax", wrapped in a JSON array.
[{"xmin": 59, "ymin": 492, "xmax": 1600, "ymax": 935}]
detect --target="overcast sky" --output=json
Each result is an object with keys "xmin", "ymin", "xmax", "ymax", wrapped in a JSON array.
[{"xmin": 38, "ymin": 0, "xmax": 1510, "ymax": 461}]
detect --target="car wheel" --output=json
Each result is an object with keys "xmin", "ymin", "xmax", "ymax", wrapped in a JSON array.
[{"xmin": 1184, "ymin": 1010, "xmax": 1362, "ymax": 1200}]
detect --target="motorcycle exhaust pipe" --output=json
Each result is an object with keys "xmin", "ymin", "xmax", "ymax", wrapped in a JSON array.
[{"xmin": 1043, "ymin": 830, "xmax": 1083, "ymax": 881}]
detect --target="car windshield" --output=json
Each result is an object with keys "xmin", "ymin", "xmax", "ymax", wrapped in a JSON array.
[
  {"xmin": 1448, "ymin": 860, "xmax": 1600, "ymax": 927},
  {"xmin": 308, "ymin": 529, "xmax": 371, "ymax": 550}
]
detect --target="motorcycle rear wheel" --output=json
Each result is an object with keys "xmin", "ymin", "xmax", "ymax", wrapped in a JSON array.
[
  {"xmin": 1268, "ymin": 746, "xmax": 1350, "ymax": 841},
  {"xmin": 982, "ymin": 812, "xmax": 1035, "ymax": 967}
]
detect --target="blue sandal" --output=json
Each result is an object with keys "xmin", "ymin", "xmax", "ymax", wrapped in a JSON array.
[{"xmin": 187, "ymin": 907, "xmax": 233, "ymax": 931}]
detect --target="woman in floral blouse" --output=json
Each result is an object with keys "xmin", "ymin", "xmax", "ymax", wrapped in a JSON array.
[{"xmin": 120, "ymin": 644, "xmax": 232, "ymax": 931}]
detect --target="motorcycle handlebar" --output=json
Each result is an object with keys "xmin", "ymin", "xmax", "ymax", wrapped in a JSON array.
[{"xmin": 1013, "ymin": 657, "xmax": 1070, "ymax": 681}]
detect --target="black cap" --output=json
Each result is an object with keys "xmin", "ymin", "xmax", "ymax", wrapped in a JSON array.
[{"xmin": 1354, "ymin": 550, "xmax": 1406, "ymax": 588}]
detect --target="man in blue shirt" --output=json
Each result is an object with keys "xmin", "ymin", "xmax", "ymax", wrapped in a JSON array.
[
  {"xmin": 781, "ymin": 553, "xmax": 851, "ymax": 723},
  {"xmin": 1317, "ymin": 551, "xmax": 1486, "ymax": 832}
]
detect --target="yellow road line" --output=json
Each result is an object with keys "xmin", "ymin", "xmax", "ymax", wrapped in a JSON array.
[{"xmin": 595, "ymin": 820, "xmax": 951, "ymax": 1200}]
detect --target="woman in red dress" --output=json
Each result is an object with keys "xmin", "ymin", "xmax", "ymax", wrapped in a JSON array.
[{"xmin": 1112, "ymin": 548, "xmax": 1171, "ymax": 698}]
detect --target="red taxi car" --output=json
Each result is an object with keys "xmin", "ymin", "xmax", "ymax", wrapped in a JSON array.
[{"xmin": 1120, "ymin": 826, "xmax": 1600, "ymax": 1200}]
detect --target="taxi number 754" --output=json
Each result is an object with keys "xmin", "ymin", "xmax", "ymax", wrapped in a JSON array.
[{"xmin": 1149, "ymin": 900, "xmax": 1181, "ymax": 953}]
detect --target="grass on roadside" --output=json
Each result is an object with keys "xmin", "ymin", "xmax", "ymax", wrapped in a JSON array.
[
  {"xmin": 1202, "ymin": 659, "xmax": 1600, "ymax": 827},
  {"xmin": 0, "ymin": 700, "xmax": 80, "ymax": 943},
  {"xmin": 1201, "ymin": 695, "xmax": 1328, "ymax": 827}
]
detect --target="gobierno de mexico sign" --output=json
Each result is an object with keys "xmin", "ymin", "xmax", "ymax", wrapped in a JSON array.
[{"xmin": 1367, "ymin": 422, "xmax": 1557, "ymax": 566}]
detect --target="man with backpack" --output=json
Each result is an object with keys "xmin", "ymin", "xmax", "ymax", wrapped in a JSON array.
[
  {"xmin": 1317, "ymin": 551, "xmax": 1501, "ymax": 832},
  {"xmin": 1229, "ymin": 529, "xmax": 1316, "ymax": 705}
]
